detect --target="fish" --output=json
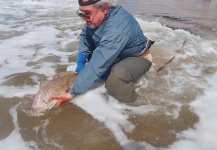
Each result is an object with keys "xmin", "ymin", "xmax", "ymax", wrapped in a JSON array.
[{"xmin": 30, "ymin": 71, "xmax": 78, "ymax": 115}]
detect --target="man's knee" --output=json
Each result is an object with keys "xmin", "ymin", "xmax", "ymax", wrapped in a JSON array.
[
  {"xmin": 110, "ymin": 64, "xmax": 132, "ymax": 83},
  {"xmin": 105, "ymin": 68, "xmax": 120, "ymax": 89},
  {"xmin": 105, "ymin": 65, "xmax": 137, "ymax": 103}
]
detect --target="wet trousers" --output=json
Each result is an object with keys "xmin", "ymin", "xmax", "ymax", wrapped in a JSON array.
[{"xmin": 105, "ymin": 57, "xmax": 152, "ymax": 103}]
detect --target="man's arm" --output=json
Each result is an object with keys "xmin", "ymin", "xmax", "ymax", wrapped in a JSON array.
[
  {"xmin": 75, "ymin": 25, "xmax": 95, "ymax": 72},
  {"xmin": 50, "ymin": 33, "xmax": 129, "ymax": 106},
  {"xmin": 70, "ymin": 32, "xmax": 130, "ymax": 95}
]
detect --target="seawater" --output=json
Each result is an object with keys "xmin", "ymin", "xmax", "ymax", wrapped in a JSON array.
[{"xmin": 0, "ymin": 0, "xmax": 217, "ymax": 150}]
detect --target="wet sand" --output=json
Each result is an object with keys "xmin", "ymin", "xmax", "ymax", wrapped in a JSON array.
[{"xmin": 0, "ymin": 97, "xmax": 122, "ymax": 150}]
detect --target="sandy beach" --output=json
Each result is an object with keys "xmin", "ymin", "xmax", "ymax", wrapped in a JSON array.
[{"xmin": 0, "ymin": 0, "xmax": 217, "ymax": 150}]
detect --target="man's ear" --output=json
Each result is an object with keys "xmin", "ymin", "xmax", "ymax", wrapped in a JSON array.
[{"xmin": 101, "ymin": 3, "xmax": 109, "ymax": 14}]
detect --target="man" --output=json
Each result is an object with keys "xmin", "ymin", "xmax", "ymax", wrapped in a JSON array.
[{"xmin": 51, "ymin": 0, "xmax": 153, "ymax": 105}]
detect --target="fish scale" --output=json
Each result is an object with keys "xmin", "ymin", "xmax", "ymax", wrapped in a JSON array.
[{"xmin": 30, "ymin": 72, "xmax": 78, "ymax": 115}]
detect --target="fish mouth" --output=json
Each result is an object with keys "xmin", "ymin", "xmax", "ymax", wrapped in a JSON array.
[
  {"xmin": 27, "ymin": 108, "xmax": 45, "ymax": 116},
  {"xmin": 28, "ymin": 100, "xmax": 58, "ymax": 116}
]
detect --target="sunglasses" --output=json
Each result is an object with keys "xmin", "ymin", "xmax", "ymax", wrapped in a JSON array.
[{"xmin": 76, "ymin": 9, "xmax": 99, "ymax": 20}]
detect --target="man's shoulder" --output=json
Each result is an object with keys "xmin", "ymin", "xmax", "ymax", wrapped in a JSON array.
[
  {"xmin": 105, "ymin": 6, "xmax": 139, "ymax": 32},
  {"xmin": 111, "ymin": 5, "xmax": 132, "ymax": 19}
]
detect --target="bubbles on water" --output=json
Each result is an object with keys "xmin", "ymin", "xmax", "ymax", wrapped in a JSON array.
[{"xmin": 0, "ymin": 0, "xmax": 217, "ymax": 149}]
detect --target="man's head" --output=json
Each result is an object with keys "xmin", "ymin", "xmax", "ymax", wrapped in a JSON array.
[{"xmin": 77, "ymin": 0, "xmax": 117, "ymax": 28}]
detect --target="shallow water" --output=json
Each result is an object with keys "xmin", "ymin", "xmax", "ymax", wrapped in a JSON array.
[
  {"xmin": 0, "ymin": 0, "xmax": 217, "ymax": 150},
  {"xmin": 119, "ymin": 0, "xmax": 217, "ymax": 40}
]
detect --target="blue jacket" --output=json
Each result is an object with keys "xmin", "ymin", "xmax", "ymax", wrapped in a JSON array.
[{"xmin": 69, "ymin": 5, "xmax": 148, "ymax": 95}]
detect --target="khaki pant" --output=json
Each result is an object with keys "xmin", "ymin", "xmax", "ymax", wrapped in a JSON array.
[{"xmin": 105, "ymin": 56, "xmax": 152, "ymax": 103}]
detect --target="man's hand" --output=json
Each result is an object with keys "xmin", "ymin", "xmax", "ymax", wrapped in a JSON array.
[{"xmin": 50, "ymin": 93, "xmax": 73, "ymax": 106}]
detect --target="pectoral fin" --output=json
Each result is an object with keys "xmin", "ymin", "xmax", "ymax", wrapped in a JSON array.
[{"xmin": 47, "ymin": 99, "xmax": 58, "ymax": 110}]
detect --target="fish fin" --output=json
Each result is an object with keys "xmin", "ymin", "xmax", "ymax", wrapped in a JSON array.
[
  {"xmin": 52, "ymin": 71, "xmax": 78, "ymax": 80},
  {"xmin": 47, "ymin": 99, "xmax": 58, "ymax": 110},
  {"xmin": 40, "ymin": 80, "xmax": 49, "ymax": 88},
  {"xmin": 52, "ymin": 74, "xmax": 60, "ymax": 80}
]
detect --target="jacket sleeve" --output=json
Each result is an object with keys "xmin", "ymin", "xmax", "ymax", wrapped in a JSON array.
[
  {"xmin": 69, "ymin": 32, "xmax": 130, "ymax": 95},
  {"xmin": 75, "ymin": 25, "xmax": 95, "ymax": 73},
  {"xmin": 78, "ymin": 25, "xmax": 95, "ymax": 55}
]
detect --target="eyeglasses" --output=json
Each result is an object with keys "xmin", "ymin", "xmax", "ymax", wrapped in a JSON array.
[{"xmin": 76, "ymin": 9, "xmax": 99, "ymax": 20}]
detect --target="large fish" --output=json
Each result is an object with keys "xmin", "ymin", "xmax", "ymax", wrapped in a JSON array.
[{"xmin": 30, "ymin": 71, "xmax": 78, "ymax": 115}]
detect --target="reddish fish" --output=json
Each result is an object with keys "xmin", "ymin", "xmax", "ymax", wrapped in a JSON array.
[{"xmin": 30, "ymin": 71, "xmax": 77, "ymax": 115}]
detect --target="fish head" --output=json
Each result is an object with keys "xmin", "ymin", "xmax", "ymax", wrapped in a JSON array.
[
  {"xmin": 31, "ymin": 91, "xmax": 47, "ymax": 110},
  {"xmin": 30, "ymin": 91, "xmax": 58, "ymax": 116}
]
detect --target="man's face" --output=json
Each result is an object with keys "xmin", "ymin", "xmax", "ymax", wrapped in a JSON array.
[{"xmin": 78, "ymin": 3, "xmax": 108, "ymax": 28}]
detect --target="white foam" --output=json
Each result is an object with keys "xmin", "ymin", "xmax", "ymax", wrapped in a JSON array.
[
  {"xmin": 1, "ymin": 0, "xmax": 217, "ymax": 149},
  {"xmin": 0, "ymin": 103, "xmax": 38, "ymax": 150},
  {"xmin": 67, "ymin": 63, "xmax": 77, "ymax": 72},
  {"xmin": 73, "ymin": 85, "xmax": 158, "ymax": 148},
  {"xmin": 168, "ymin": 73, "xmax": 217, "ymax": 150},
  {"xmin": 0, "ymin": 85, "xmax": 37, "ymax": 98}
]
